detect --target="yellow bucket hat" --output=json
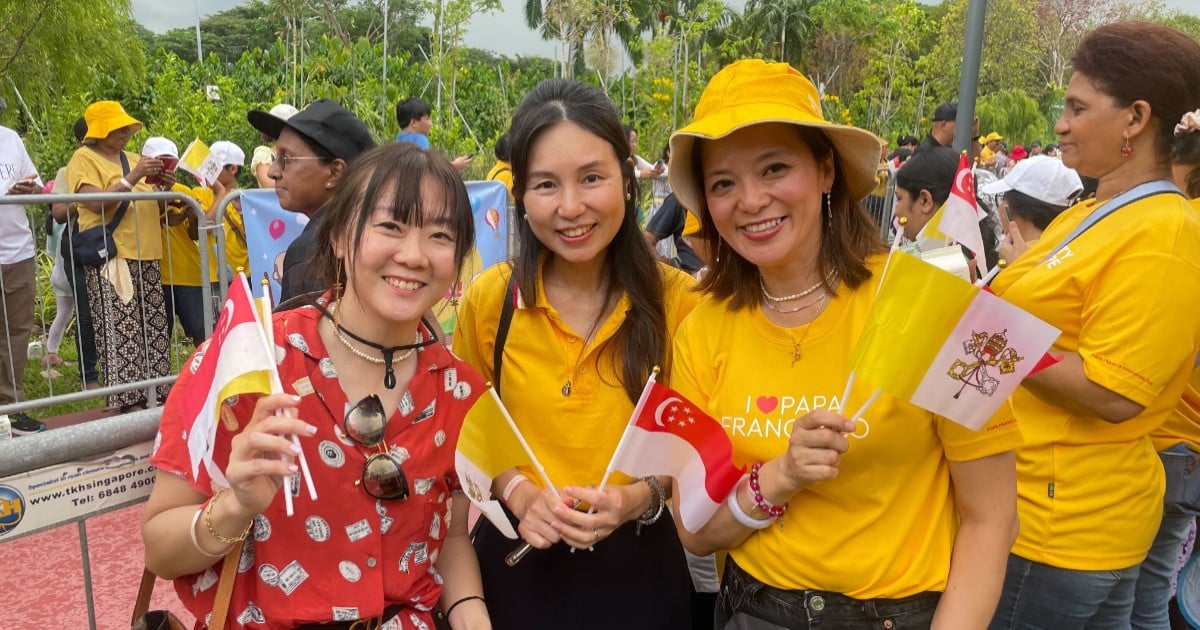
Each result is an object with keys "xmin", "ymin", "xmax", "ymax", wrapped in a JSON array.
[
  {"xmin": 83, "ymin": 101, "xmax": 142, "ymax": 140},
  {"xmin": 668, "ymin": 60, "xmax": 882, "ymax": 216}
]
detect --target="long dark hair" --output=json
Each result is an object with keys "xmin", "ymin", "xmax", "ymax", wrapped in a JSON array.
[
  {"xmin": 693, "ymin": 125, "xmax": 884, "ymax": 311},
  {"xmin": 507, "ymin": 78, "xmax": 667, "ymax": 402},
  {"xmin": 311, "ymin": 142, "xmax": 475, "ymax": 301}
]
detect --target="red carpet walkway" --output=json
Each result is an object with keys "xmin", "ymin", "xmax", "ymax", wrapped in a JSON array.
[{"xmin": 0, "ymin": 503, "xmax": 195, "ymax": 629}]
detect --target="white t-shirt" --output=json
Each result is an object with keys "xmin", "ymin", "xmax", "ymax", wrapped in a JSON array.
[{"xmin": 0, "ymin": 126, "xmax": 38, "ymax": 264}]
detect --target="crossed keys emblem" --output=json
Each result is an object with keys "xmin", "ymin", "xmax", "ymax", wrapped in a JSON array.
[{"xmin": 947, "ymin": 330, "xmax": 1023, "ymax": 399}]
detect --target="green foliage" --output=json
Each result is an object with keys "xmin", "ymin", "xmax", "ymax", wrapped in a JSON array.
[
  {"xmin": 919, "ymin": 0, "xmax": 1043, "ymax": 105},
  {"xmin": 976, "ymin": 88, "xmax": 1049, "ymax": 147}
]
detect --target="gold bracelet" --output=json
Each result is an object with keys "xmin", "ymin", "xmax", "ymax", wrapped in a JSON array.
[{"xmin": 204, "ymin": 487, "xmax": 254, "ymax": 545}]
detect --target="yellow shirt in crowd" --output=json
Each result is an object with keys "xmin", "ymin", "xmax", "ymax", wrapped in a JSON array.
[
  {"xmin": 65, "ymin": 147, "xmax": 163, "ymax": 260},
  {"xmin": 1152, "ymin": 200, "xmax": 1200, "ymax": 454},
  {"xmin": 671, "ymin": 254, "xmax": 1021, "ymax": 599},
  {"xmin": 159, "ymin": 184, "xmax": 216, "ymax": 286},
  {"xmin": 486, "ymin": 160, "xmax": 514, "ymax": 201},
  {"xmin": 454, "ymin": 261, "xmax": 700, "ymax": 489},
  {"xmin": 190, "ymin": 186, "xmax": 245, "ymax": 276},
  {"xmin": 991, "ymin": 192, "xmax": 1200, "ymax": 571}
]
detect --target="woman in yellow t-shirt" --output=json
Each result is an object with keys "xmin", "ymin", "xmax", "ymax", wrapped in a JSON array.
[
  {"xmin": 1130, "ymin": 110, "xmax": 1200, "ymax": 629},
  {"xmin": 65, "ymin": 101, "xmax": 171, "ymax": 412},
  {"xmin": 454, "ymin": 78, "xmax": 699, "ymax": 629},
  {"xmin": 667, "ymin": 59, "xmax": 1021, "ymax": 630},
  {"xmin": 987, "ymin": 23, "xmax": 1200, "ymax": 630}
]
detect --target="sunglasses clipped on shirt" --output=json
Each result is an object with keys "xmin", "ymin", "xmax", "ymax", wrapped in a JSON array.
[{"xmin": 344, "ymin": 394, "xmax": 410, "ymax": 501}]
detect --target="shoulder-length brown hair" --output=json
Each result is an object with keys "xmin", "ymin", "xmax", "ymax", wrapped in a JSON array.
[{"xmin": 692, "ymin": 125, "xmax": 885, "ymax": 311}]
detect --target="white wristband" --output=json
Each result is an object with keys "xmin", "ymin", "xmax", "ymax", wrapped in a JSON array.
[
  {"xmin": 501, "ymin": 473, "xmax": 530, "ymax": 503},
  {"xmin": 118, "ymin": 178, "xmax": 133, "ymax": 190},
  {"xmin": 726, "ymin": 476, "xmax": 774, "ymax": 530},
  {"xmin": 190, "ymin": 504, "xmax": 231, "ymax": 558}
]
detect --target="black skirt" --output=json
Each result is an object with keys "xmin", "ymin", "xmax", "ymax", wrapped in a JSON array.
[{"xmin": 474, "ymin": 505, "xmax": 693, "ymax": 630}]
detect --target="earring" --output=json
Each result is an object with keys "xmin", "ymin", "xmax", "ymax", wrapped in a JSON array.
[
  {"xmin": 714, "ymin": 238, "xmax": 722, "ymax": 264},
  {"xmin": 897, "ymin": 216, "xmax": 908, "ymax": 226},
  {"xmin": 326, "ymin": 181, "xmax": 334, "ymax": 189},
  {"xmin": 824, "ymin": 191, "xmax": 833, "ymax": 231},
  {"xmin": 332, "ymin": 258, "xmax": 344, "ymax": 296},
  {"xmin": 1121, "ymin": 135, "xmax": 1133, "ymax": 158},
  {"xmin": 625, "ymin": 192, "xmax": 632, "ymax": 201}
]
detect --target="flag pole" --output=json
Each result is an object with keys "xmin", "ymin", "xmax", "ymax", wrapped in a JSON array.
[
  {"xmin": 254, "ymin": 273, "xmax": 318, "ymax": 515},
  {"xmin": 848, "ymin": 389, "xmax": 882, "ymax": 425},
  {"xmin": 839, "ymin": 371, "xmax": 855, "ymax": 417},
  {"xmin": 493, "ymin": 383, "xmax": 563, "ymax": 567},
  {"xmin": 593, "ymin": 367, "xmax": 659, "ymax": 496}
]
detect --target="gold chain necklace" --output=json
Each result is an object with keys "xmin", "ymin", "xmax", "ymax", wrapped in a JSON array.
[
  {"xmin": 759, "ymin": 271, "xmax": 834, "ymax": 302},
  {"xmin": 762, "ymin": 291, "xmax": 829, "ymax": 315}
]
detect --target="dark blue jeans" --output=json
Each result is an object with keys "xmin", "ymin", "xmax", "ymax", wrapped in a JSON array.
[
  {"xmin": 716, "ymin": 558, "xmax": 939, "ymax": 629},
  {"xmin": 163, "ymin": 283, "xmax": 219, "ymax": 345},
  {"xmin": 69, "ymin": 258, "xmax": 98, "ymax": 386},
  {"xmin": 990, "ymin": 553, "xmax": 1140, "ymax": 630}
]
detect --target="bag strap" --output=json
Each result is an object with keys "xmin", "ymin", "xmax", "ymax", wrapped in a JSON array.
[
  {"xmin": 131, "ymin": 540, "xmax": 244, "ymax": 629},
  {"xmin": 104, "ymin": 152, "xmax": 135, "ymax": 229},
  {"xmin": 493, "ymin": 269, "xmax": 517, "ymax": 396},
  {"xmin": 1037, "ymin": 180, "xmax": 1183, "ymax": 265}
]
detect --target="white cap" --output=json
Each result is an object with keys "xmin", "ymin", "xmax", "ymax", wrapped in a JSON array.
[
  {"xmin": 141, "ymin": 137, "xmax": 179, "ymax": 159},
  {"xmin": 209, "ymin": 141, "xmax": 246, "ymax": 167},
  {"xmin": 268, "ymin": 103, "xmax": 299, "ymax": 120},
  {"xmin": 981, "ymin": 155, "xmax": 1082, "ymax": 207}
]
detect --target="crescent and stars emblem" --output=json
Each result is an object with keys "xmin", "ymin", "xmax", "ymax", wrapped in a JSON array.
[{"xmin": 653, "ymin": 397, "xmax": 697, "ymax": 428}]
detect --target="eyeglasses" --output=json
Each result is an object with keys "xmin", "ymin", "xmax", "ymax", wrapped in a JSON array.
[
  {"xmin": 344, "ymin": 394, "xmax": 410, "ymax": 501},
  {"xmin": 274, "ymin": 154, "xmax": 325, "ymax": 172}
]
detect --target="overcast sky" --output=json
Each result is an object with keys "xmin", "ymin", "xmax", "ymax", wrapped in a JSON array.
[{"xmin": 136, "ymin": 0, "xmax": 1197, "ymax": 60}]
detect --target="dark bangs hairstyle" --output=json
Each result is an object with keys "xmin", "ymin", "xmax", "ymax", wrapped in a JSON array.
[
  {"xmin": 311, "ymin": 142, "xmax": 475, "ymax": 301},
  {"xmin": 693, "ymin": 125, "xmax": 885, "ymax": 311},
  {"xmin": 1071, "ymin": 22, "xmax": 1200, "ymax": 160},
  {"xmin": 508, "ymin": 78, "xmax": 667, "ymax": 403},
  {"xmin": 895, "ymin": 147, "xmax": 958, "ymax": 205},
  {"xmin": 1005, "ymin": 189, "xmax": 1070, "ymax": 231}
]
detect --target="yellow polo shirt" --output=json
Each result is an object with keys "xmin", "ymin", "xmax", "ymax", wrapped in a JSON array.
[
  {"xmin": 991, "ymin": 192, "xmax": 1200, "ymax": 570},
  {"xmin": 454, "ymin": 260, "xmax": 700, "ymax": 489},
  {"xmin": 672, "ymin": 254, "xmax": 1021, "ymax": 599},
  {"xmin": 189, "ymin": 187, "xmax": 237, "ymax": 280},
  {"xmin": 65, "ymin": 147, "xmax": 163, "ymax": 260}
]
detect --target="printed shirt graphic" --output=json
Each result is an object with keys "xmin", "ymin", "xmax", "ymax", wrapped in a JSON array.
[
  {"xmin": 671, "ymin": 254, "xmax": 1020, "ymax": 599},
  {"xmin": 152, "ymin": 298, "xmax": 485, "ymax": 628},
  {"xmin": 0, "ymin": 126, "xmax": 38, "ymax": 264},
  {"xmin": 991, "ymin": 192, "xmax": 1200, "ymax": 570}
]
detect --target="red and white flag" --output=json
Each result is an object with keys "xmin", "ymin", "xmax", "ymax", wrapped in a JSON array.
[
  {"xmin": 180, "ymin": 274, "xmax": 276, "ymax": 485},
  {"xmin": 918, "ymin": 153, "xmax": 990, "ymax": 275},
  {"xmin": 608, "ymin": 378, "xmax": 743, "ymax": 532}
]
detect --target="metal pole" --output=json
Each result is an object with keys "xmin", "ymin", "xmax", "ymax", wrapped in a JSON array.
[
  {"xmin": 80, "ymin": 521, "xmax": 97, "ymax": 630},
  {"xmin": 194, "ymin": 0, "xmax": 204, "ymax": 62},
  {"xmin": 953, "ymin": 0, "xmax": 986, "ymax": 153}
]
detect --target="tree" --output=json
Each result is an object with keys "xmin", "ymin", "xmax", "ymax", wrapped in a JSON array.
[
  {"xmin": 741, "ymin": 0, "xmax": 818, "ymax": 67},
  {"xmin": 849, "ymin": 0, "xmax": 933, "ymax": 138},
  {"xmin": 919, "ymin": 0, "xmax": 1043, "ymax": 106},
  {"xmin": 0, "ymin": 0, "xmax": 145, "ymax": 134},
  {"xmin": 1033, "ymin": 0, "xmax": 1148, "ymax": 92}
]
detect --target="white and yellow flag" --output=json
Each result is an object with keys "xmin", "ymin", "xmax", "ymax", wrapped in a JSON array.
[
  {"xmin": 455, "ymin": 387, "xmax": 536, "ymax": 539},
  {"xmin": 851, "ymin": 251, "xmax": 1060, "ymax": 429}
]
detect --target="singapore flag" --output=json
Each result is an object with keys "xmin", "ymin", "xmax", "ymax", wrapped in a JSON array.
[{"xmin": 608, "ymin": 379, "xmax": 744, "ymax": 532}]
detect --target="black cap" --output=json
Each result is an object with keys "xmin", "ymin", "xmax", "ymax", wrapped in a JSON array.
[
  {"xmin": 932, "ymin": 103, "xmax": 957, "ymax": 122},
  {"xmin": 247, "ymin": 99, "xmax": 375, "ymax": 162}
]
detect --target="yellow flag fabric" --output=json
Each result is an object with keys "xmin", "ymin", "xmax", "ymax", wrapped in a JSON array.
[
  {"xmin": 454, "ymin": 388, "xmax": 534, "ymax": 538},
  {"xmin": 179, "ymin": 139, "xmax": 210, "ymax": 178},
  {"xmin": 851, "ymin": 251, "xmax": 1060, "ymax": 429}
]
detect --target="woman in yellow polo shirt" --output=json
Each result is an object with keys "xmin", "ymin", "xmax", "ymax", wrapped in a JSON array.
[
  {"xmin": 987, "ymin": 23, "xmax": 1200, "ymax": 630},
  {"xmin": 1130, "ymin": 109, "xmax": 1200, "ymax": 629},
  {"xmin": 65, "ymin": 101, "xmax": 171, "ymax": 412},
  {"xmin": 454, "ymin": 78, "xmax": 700, "ymax": 629},
  {"xmin": 667, "ymin": 59, "xmax": 1021, "ymax": 630}
]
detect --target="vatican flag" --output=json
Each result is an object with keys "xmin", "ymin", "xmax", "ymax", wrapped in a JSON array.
[{"xmin": 850, "ymin": 251, "xmax": 1060, "ymax": 429}]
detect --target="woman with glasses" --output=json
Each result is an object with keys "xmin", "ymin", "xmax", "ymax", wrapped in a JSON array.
[
  {"xmin": 247, "ymin": 99, "xmax": 376, "ymax": 304},
  {"xmin": 142, "ymin": 142, "xmax": 492, "ymax": 630},
  {"xmin": 453, "ymin": 79, "xmax": 699, "ymax": 629}
]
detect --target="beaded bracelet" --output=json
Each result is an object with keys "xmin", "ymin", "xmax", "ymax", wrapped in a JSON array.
[
  {"xmin": 725, "ymin": 476, "xmax": 774, "ymax": 530},
  {"xmin": 748, "ymin": 463, "xmax": 788, "ymax": 518},
  {"xmin": 204, "ymin": 487, "xmax": 254, "ymax": 545},
  {"xmin": 635, "ymin": 476, "xmax": 666, "ymax": 535}
]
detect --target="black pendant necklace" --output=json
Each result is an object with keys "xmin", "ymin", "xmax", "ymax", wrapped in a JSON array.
[{"xmin": 318, "ymin": 302, "xmax": 439, "ymax": 389}]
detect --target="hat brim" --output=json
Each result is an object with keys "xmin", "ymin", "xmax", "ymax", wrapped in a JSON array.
[
  {"xmin": 85, "ymin": 118, "xmax": 143, "ymax": 140},
  {"xmin": 980, "ymin": 179, "xmax": 1012, "ymax": 196},
  {"xmin": 247, "ymin": 110, "xmax": 287, "ymax": 141},
  {"xmin": 669, "ymin": 109, "xmax": 883, "ymax": 219}
]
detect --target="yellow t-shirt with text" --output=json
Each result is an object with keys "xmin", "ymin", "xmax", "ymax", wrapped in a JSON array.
[
  {"xmin": 65, "ymin": 147, "xmax": 163, "ymax": 260},
  {"xmin": 991, "ymin": 192, "xmax": 1200, "ymax": 570},
  {"xmin": 454, "ymin": 261, "xmax": 700, "ymax": 489},
  {"xmin": 672, "ymin": 254, "xmax": 1021, "ymax": 599}
]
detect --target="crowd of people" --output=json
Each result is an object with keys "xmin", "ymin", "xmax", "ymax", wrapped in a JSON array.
[{"xmin": 0, "ymin": 17, "xmax": 1198, "ymax": 630}]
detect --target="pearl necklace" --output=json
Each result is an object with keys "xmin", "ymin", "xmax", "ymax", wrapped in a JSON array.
[
  {"xmin": 759, "ymin": 271, "xmax": 834, "ymax": 302},
  {"xmin": 763, "ymin": 291, "xmax": 829, "ymax": 315},
  {"xmin": 328, "ymin": 301, "xmax": 420, "ymax": 389}
]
